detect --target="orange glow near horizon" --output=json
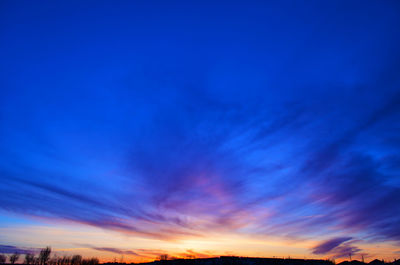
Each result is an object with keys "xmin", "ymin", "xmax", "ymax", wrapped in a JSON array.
[{"xmin": 1, "ymin": 217, "xmax": 399, "ymax": 264}]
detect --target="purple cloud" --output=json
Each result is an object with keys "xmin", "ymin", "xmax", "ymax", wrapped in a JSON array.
[
  {"xmin": 330, "ymin": 244, "xmax": 361, "ymax": 259},
  {"xmin": 312, "ymin": 238, "xmax": 362, "ymax": 259},
  {"xmin": 0, "ymin": 245, "xmax": 39, "ymax": 254},
  {"xmin": 91, "ymin": 247, "xmax": 139, "ymax": 256},
  {"xmin": 312, "ymin": 237, "xmax": 353, "ymax": 254}
]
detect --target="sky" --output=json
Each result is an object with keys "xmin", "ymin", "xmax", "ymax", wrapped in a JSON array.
[{"xmin": 1, "ymin": 0, "xmax": 400, "ymax": 263}]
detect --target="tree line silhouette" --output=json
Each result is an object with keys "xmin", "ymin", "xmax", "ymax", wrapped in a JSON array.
[
  {"xmin": 0, "ymin": 247, "xmax": 98, "ymax": 265},
  {"xmin": 1, "ymin": 248, "xmax": 398, "ymax": 265}
]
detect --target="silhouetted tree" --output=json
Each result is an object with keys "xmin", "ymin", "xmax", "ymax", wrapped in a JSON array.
[
  {"xmin": 39, "ymin": 247, "xmax": 52, "ymax": 265},
  {"xmin": 56, "ymin": 257, "xmax": 64, "ymax": 265},
  {"xmin": 62, "ymin": 256, "xmax": 71, "ymax": 265},
  {"xmin": 158, "ymin": 254, "xmax": 169, "ymax": 261},
  {"xmin": 33, "ymin": 257, "xmax": 41, "ymax": 265},
  {"xmin": 49, "ymin": 256, "xmax": 58, "ymax": 265},
  {"xmin": 0, "ymin": 254, "xmax": 6, "ymax": 264},
  {"xmin": 25, "ymin": 253, "xmax": 36, "ymax": 265},
  {"xmin": 71, "ymin": 255, "xmax": 82, "ymax": 265},
  {"xmin": 81, "ymin": 258, "xmax": 99, "ymax": 265},
  {"xmin": 10, "ymin": 253, "xmax": 20, "ymax": 264}
]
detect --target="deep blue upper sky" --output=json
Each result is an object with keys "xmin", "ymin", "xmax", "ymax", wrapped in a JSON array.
[{"xmin": 1, "ymin": 0, "xmax": 400, "ymax": 261}]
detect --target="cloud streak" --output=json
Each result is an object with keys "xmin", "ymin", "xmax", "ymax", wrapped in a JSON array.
[
  {"xmin": 312, "ymin": 238, "xmax": 353, "ymax": 255},
  {"xmin": 0, "ymin": 245, "xmax": 39, "ymax": 254},
  {"xmin": 91, "ymin": 247, "xmax": 139, "ymax": 257}
]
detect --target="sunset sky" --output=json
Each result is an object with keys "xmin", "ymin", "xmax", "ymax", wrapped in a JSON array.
[{"xmin": 1, "ymin": 0, "xmax": 400, "ymax": 263}]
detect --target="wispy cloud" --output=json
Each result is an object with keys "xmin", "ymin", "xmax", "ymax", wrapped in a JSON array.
[
  {"xmin": 312, "ymin": 238, "xmax": 362, "ymax": 259},
  {"xmin": 0, "ymin": 245, "xmax": 39, "ymax": 254},
  {"xmin": 91, "ymin": 247, "xmax": 139, "ymax": 256},
  {"xmin": 81, "ymin": 245, "xmax": 215, "ymax": 260},
  {"xmin": 312, "ymin": 237, "xmax": 353, "ymax": 255}
]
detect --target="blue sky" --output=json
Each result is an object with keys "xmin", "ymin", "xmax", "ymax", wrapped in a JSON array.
[{"xmin": 1, "ymin": 0, "xmax": 400, "ymax": 262}]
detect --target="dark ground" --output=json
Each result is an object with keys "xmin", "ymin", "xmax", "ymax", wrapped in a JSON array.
[{"xmin": 102, "ymin": 256, "xmax": 399, "ymax": 265}]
